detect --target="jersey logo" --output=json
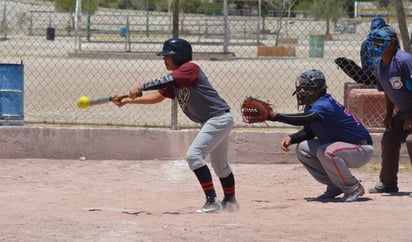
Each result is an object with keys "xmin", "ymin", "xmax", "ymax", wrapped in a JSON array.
[
  {"xmin": 177, "ymin": 87, "xmax": 190, "ymax": 110},
  {"xmin": 389, "ymin": 76, "xmax": 403, "ymax": 89}
]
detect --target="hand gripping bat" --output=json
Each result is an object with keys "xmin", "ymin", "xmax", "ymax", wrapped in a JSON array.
[{"xmin": 77, "ymin": 92, "xmax": 142, "ymax": 109}]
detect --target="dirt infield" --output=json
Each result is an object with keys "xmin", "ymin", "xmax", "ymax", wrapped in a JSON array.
[{"xmin": 1, "ymin": 159, "xmax": 412, "ymax": 241}]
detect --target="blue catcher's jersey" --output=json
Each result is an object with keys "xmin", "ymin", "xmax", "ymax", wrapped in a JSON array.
[{"xmin": 304, "ymin": 94, "xmax": 371, "ymax": 144}]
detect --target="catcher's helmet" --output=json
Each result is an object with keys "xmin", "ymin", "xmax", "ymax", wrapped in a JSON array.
[
  {"xmin": 370, "ymin": 17, "xmax": 386, "ymax": 31},
  {"xmin": 157, "ymin": 38, "xmax": 192, "ymax": 66},
  {"xmin": 366, "ymin": 25, "xmax": 399, "ymax": 68},
  {"xmin": 293, "ymin": 69, "xmax": 327, "ymax": 107}
]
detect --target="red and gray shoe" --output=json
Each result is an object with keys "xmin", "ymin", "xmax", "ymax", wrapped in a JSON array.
[
  {"xmin": 196, "ymin": 196, "xmax": 222, "ymax": 213},
  {"xmin": 338, "ymin": 184, "xmax": 365, "ymax": 202}
]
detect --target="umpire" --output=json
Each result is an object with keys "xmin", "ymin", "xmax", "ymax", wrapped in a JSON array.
[{"xmin": 367, "ymin": 25, "xmax": 412, "ymax": 193}]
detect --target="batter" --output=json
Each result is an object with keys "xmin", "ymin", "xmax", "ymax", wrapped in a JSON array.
[{"xmin": 112, "ymin": 38, "xmax": 238, "ymax": 213}]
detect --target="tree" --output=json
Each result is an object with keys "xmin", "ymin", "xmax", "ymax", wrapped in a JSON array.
[
  {"xmin": 297, "ymin": 0, "xmax": 343, "ymax": 37},
  {"xmin": 284, "ymin": 0, "xmax": 298, "ymax": 18},
  {"xmin": 177, "ymin": 0, "xmax": 201, "ymax": 33},
  {"xmin": 98, "ymin": 0, "xmax": 119, "ymax": 8},
  {"xmin": 179, "ymin": 0, "xmax": 201, "ymax": 13},
  {"xmin": 118, "ymin": 0, "xmax": 138, "ymax": 10},
  {"xmin": 55, "ymin": 0, "xmax": 98, "ymax": 14}
]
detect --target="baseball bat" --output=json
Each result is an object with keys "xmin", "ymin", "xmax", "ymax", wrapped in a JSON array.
[{"xmin": 77, "ymin": 92, "xmax": 142, "ymax": 109}]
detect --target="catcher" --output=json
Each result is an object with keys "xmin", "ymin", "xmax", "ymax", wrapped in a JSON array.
[
  {"xmin": 241, "ymin": 69, "xmax": 374, "ymax": 202},
  {"xmin": 335, "ymin": 17, "xmax": 387, "ymax": 85}
]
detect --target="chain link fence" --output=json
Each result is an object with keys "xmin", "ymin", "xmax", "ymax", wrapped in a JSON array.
[{"xmin": 0, "ymin": 0, "xmax": 395, "ymax": 130}]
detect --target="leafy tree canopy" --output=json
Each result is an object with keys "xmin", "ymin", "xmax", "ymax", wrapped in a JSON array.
[{"xmin": 55, "ymin": 0, "xmax": 98, "ymax": 14}]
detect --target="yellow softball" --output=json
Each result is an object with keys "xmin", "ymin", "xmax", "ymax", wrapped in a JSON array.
[{"xmin": 77, "ymin": 96, "xmax": 90, "ymax": 109}]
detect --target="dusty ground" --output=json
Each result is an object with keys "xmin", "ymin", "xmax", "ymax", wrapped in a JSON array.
[{"xmin": 1, "ymin": 159, "xmax": 412, "ymax": 242}]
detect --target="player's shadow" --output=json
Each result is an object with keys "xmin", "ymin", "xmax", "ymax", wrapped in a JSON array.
[
  {"xmin": 304, "ymin": 197, "xmax": 372, "ymax": 203},
  {"xmin": 380, "ymin": 191, "xmax": 411, "ymax": 197},
  {"xmin": 305, "ymin": 191, "xmax": 412, "ymax": 202}
]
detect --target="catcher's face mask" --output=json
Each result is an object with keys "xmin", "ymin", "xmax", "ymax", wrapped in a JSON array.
[
  {"xmin": 294, "ymin": 81, "xmax": 317, "ymax": 106},
  {"xmin": 366, "ymin": 26, "xmax": 399, "ymax": 69},
  {"xmin": 293, "ymin": 69, "xmax": 327, "ymax": 107}
]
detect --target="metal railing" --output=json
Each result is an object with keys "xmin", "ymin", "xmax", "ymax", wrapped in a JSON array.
[{"xmin": 0, "ymin": 1, "xmax": 390, "ymax": 131}]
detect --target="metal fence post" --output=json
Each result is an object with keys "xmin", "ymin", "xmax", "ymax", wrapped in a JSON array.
[{"xmin": 170, "ymin": 0, "xmax": 180, "ymax": 130}]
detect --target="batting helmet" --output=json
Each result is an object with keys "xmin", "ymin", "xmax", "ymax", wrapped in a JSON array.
[
  {"xmin": 157, "ymin": 38, "xmax": 192, "ymax": 66},
  {"xmin": 293, "ymin": 69, "xmax": 327, "ymax": 106}
]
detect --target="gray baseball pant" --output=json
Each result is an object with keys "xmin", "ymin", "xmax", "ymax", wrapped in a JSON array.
[
  {"xmin": 296, "ymin": 139, "xmax": 374, "ymax": 194},
  {"xmin": 186, "ymin": 112, "xmax": 233, "ymax": 178}
]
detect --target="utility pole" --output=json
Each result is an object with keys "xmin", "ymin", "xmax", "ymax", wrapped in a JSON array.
[{"xmin": 394, "ymin": 0, "xmax": 412, "ymax": 53}]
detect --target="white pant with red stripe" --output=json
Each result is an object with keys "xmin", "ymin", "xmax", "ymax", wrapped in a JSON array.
[{"xmin": 296, "ymin": 139, "xmax": 374, "ymax": 194}]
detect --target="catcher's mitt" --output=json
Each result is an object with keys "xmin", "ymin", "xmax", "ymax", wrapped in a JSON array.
[{"xmin": 241, "ymin": 96, "xmax": 273, "ymax": 123}]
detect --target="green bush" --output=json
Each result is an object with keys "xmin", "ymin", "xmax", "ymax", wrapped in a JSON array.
[
  {"xmin": 55, "ymin": 0, "xmax": 98, "ymax": 14},
  {"xmin": 195, "ymin": 2, "xmax": 223, "ymax": 15}
]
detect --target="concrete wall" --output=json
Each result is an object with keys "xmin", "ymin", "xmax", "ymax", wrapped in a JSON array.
[{"xmin": 0, "ymin": 126, "xmax": 410, "ymax": 164}]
